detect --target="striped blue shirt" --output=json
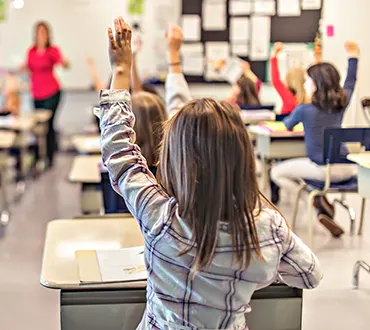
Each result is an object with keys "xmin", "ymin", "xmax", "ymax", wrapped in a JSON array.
[{"xmin": 97, "ymin": 90, "xmax": 322, "ymax": 330}]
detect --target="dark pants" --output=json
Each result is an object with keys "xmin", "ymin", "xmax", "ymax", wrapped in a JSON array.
[{"xmin": 34, "ymin": 90, "xmax": 61, "ymax": 167}]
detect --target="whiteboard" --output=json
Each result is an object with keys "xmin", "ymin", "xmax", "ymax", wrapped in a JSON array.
[{"xmin": 0, "ymin": 0, "xmax": 181, "ymax": 89}]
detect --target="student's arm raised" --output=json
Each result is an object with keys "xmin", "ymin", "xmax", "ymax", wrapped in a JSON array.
[
  {"xmin": 343, "ymin": 41, "xmax": 359, "ymax": 104},
  {"xmin": 99, "ymin": 17, "xmax": 170, "ymax": 235},
  {"xmin": 165, "ymin": 25, "xmax": 192, "ymax": 114}
]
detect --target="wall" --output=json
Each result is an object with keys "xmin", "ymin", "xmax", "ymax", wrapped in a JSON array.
[{"xmin": 322, "ymin": 0, "xmax": 370, "ymax": 126}]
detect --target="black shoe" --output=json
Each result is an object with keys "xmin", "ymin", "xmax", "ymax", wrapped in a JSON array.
[{"xmin": 270, "ymin": 181, "xmax": 280, "ymax": 205}]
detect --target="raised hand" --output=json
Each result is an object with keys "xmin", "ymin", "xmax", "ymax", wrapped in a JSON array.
[
  {"xmin": 165, "ymin": 24, "xmax": 183, "ymax": 54},
  {"xmin": 272, "ymin": 42, "xmax": 284, "ymax": 57},
  {"xmin": 344, "ymin": 41, "xmax": 359, "ymax": 58},
  {"xmin": 108, "ymin": 17, "xmax": 132, "ymax": 69},
  {"xmin": 108, "ymin": 17, "xmax": 132, "ymax": 90}
]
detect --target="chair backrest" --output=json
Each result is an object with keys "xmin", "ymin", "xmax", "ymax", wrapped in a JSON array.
[
  {"xmin": 323, "ymin": 127, "xmax": 370, "ymax": 164},
  {"xmin": 240, "ymin": 104, "xmax": 275, "ymax": 111},
  {"xmin": 101, "ymin": 172, "xmax": 130, "ymax": 214}
]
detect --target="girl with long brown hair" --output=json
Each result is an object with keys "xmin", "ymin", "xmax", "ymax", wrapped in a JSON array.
[{"xmin": 97, "ymin": 18, "xmax": 322, "ymax": 330}]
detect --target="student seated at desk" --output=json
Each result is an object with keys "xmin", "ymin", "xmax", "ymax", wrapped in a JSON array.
[
  {"xmin": 271, "ymin": 41, "xmax": 359, "ymax": 237},
  {"xmin": 97, "ymin": 18, "xmax": 322, "ymax": 330},
  {"xmin": 270, "ymin": 42, "xmax": 308, "ymax": 115}
]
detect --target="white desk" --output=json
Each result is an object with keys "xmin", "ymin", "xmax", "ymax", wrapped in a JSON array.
[
  {"xmin": 69, "ymin": 155, "xmax": 102, "ymax": 213},
  {"xmin": 72, "ymin": 135, "xmax": 101, "ymax": 154},
  {"xmin": 249, "ymin": 125, "xmax": 306, "ymax": 191},
  {"xmin": 40, "ymin": 218, "xmax": 303, "ymax": 330}
]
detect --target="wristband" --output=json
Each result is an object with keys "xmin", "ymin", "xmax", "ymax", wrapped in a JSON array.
[{"xmin": 169, "ymin": 62, "xmax": 181, "ymax": 66}]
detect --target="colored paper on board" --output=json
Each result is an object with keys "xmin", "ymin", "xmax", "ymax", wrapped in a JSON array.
[
  {"xmin": 128, "ymin": 0, "xmax": 144, "ymax": 15},
  {"xmin": 0, "ymin": 0, "xmax": 6, "ymax": 21}
]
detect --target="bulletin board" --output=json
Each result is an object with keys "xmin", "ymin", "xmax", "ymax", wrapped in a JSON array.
[{"xmin": 181, "ymin": 0, "xmax": 323, "ymax": 83}]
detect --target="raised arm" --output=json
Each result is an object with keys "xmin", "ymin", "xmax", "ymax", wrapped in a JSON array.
[
  {"xmin": 87, "ymin": 57, "xmax": 106, "ymax": 91},
  {"xmin": 343, "ymin": 41, "xmax": 359, "ymax": 103},
  {"xmin": 270, "ymin": 42, "xmax": 297, "ymax": 108},
  {"xmin": 242, "ymin": 61, "xmax": 261, "ymax": 93},
  {"xmin": 130, "ymin": 35, "xmax": 144, "ymax": 94},
  {"xmin": 99, "ymin": 17, "xmax": 170, "ymax": 234},
  {"xmin": 165, "ymin": 25, "xmax": 191, "ymax": 114},
  {"xmin": 276, "ymin": 212, "xmax": 322, "ymax": 289}
]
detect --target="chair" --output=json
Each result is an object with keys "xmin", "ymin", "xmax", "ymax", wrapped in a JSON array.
[
  {"xmin": 352, "ymin": 260, "xmax": 370, "ymax": 289},
  {"xmin": 101, "ymin": 171, "xmax": 130, "ymax": 214},
  {"xmin": 291, "ymin": 127, "xmax": 370, "ymax": 247},
  {"xmin": 240, "ymin": 104, "xmax": 275, "ymax": 111}
]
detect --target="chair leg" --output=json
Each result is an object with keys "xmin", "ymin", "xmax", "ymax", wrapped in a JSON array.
[
  {"xmin": 358, "ymin": 198, "xmax": 366, "ymax": 236},
  {"xmin": 352, "ymin": 260, "xmax": 370, "ymax": 289},
  {"xmin": 333, "ymin": 196, "xmax": 356, "ymax": 236},
  {"xmin": 307, "ymin": 191, "xmax": 319, "ymax": 248},
  {"xmin": 291, "ymin": 183, "xmax": 306, "ymax": 231}
]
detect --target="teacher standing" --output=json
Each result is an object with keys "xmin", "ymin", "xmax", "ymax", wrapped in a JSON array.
[{"xmin": 24, "ymin": 21, "xmax": 69, "ymax": 168}]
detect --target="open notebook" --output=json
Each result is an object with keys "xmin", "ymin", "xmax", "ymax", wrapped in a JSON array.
[{"xmin": 76, "ymin": 246, "xmax": 147, "ymax": 284}]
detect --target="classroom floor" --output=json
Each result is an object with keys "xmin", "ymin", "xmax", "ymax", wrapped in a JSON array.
[{"xmin": 0, "ymin": 154, "xmax": 369, "ymax": 330}]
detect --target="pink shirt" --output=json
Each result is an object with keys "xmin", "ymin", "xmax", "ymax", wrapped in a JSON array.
[{"xmin": 27, "ymin": 46, "xmax": 62, "ymax": 100}]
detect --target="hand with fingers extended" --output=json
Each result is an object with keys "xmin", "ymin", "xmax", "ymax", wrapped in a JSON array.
[
  {"xmin": 165, "ymin": 25, "xmax": 183, "ymax": 73},
  {"xmin": 344, "ymin": 41, "xmax": 360, "ymax": 58},
  {"xmin": 108, "ymin": 16, "xmax": 132, "ymax": 90},
  {"xmin": 108, "ymin": 16, "xmax": 132, "ymax": 69}
]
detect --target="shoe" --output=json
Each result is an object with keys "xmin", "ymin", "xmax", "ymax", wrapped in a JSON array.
[
  {"xmin": 314, "ymin": 196, "xmax": 335, "ymax": 218},
  {"xmin": 318, "ymin": 213, "xmax": 344, "ymax": 238}
]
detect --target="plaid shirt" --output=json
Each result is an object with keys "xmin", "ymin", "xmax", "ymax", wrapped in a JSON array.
[{"xmin": 97, "ymin": 90, "xmax": 322, "ymax": 330}]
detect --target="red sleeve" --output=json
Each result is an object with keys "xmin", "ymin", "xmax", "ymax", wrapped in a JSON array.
[
  {"xmin": 256, "ymin": 79, "xmax": 262, "ymax": 94},
  {"xmin": 270, "ymin": 57, "xmax": 297, "ymax": 114},
  {"xmin": 50, "ymin": 46, "xmax": 63, "ymax": 65}
]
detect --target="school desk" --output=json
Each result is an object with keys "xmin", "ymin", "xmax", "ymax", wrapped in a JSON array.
[
  {"xmin": 0, "ymin": 131, "xmax": 16, "ymax": 225},
  {"xmin": 40, "ymin": 218, "xmax": 303, "ymax": 330},
  {"xmin": 69, "ymin": 155, "xmax": 102, "ymax": 214},
  {"xmin": 72, "ymin": 135, "xmax": 101, "ymax": 154},
  {"xmin": 248, "ymin": 125, "xmax": 306, "ymax": 191},
  {"xmin": 347, "ymin": 152, "xmax": 370, "ymax": 287}
]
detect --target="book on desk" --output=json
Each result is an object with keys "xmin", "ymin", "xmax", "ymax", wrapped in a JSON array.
[{"xmin": 258, "ymin": 121, "xmax": 304, "ymax": 134}]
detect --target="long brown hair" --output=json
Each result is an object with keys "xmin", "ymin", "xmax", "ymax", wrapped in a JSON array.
[
  {"xmin": 285, "ymin": 68, "xmax": 307, "ymax": 104},
  {"xmin": 158, "ymin": 98, "xmax": 263, "ymax": 272},
  {"xmin": 307, "ymin": 62, "xmax": 347, "ymax": 111},
  {"xmin": 34, "ymin": 21, "xmax": 52, "ymax": 48},
  {"xmin": 236, "ymin": 76, "xmax": 261, "ymax": 106},
  {"xmin": 132, "ymin": 92, "xmax": 167, "ymax": 168}
]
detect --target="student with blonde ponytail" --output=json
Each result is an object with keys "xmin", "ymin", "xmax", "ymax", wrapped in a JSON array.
[{"xmin": 97, "ymin": 17, "xmax": 322, "ymax": 330}]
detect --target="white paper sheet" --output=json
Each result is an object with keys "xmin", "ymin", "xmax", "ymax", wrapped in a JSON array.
[
  {"xmin": 205, "ymin": 42, "xmax": 230, "ymax": 81},
  {"xmin": 302, "ymin": 0, "xmax": 321, "ymax": 10},
  {"xmin": 277, "ymin": 0, "xmax": 301, "ymax": 16},
  {"xmin": 220, "ymin": 57, "xmax": 244, "ymax": 84},
  {"xmin": 181, "ymin": 43, "xmax": 205, "ymax": 75},
  {"xmin": 97, "ymin": 246, "xmax": 147, "ymax": 283},
  {"xmin": 229, "ymin": 0, "xmax": 252, "ymax": 15},
  {"xmin": 230, "ymin": 17, "xmax": 250, "ymax": 42},
  {"xmin": 250, "ymin": 16, "xmax": 271, "ymax": 61},
  {"xmin": 254, "ymin": 0, "xmax": 276, "ymax": 16},
  {"xmin": 203, "ymin": 0, "xmax": 227, "ymax": 31},
  {"xmin": 232, "ymin": 43, "xmax": 249, "ymax": 56},
  {"xmin": 182, "ymin": 15, "xmax": 201, "ymax": 41}
]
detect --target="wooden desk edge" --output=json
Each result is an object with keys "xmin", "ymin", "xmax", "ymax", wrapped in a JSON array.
[{"xmin": 347, "ymin": 153, "xmax": 370, "ymax": 168}]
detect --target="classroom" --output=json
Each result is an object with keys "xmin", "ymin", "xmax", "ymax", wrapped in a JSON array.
[{"xmin": 0, "ymin": 0, "xmax": 370, "ymax": 329}]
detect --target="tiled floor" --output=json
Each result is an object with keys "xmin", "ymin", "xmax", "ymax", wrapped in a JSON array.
[{"xmin": 0, "ymin": 154, "xmax": 369, "ymax": 330}]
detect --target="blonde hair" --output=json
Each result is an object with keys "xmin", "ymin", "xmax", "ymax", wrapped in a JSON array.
[
  {"xmin": 131, "ymin": 92, "xmax": 168, "ymax": 168},
  {"xmin": 285, "ymin": 68, "xmax": 307, "ymax": 104},
  {"xmin": 158, "ymin": 99, "xmax": 265, "ymax": 272}
]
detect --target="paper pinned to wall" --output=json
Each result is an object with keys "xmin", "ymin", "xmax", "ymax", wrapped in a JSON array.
[
  {"xmin": 182, "ymin": 43, "xmax": 205, "ymax": 75},
  {"xmin": 302, "ymin": 0, "xmax": 322, "ymax": 10},
  {"xmin": 232, "ymin": 43, "xmax": 249, "ymax": 57},
  {"xmin": 254, "ymin": 0, "xmax": 276, "ymax": 16},
  {"xmin": 230, "ymin": 17, "xmax": 250, "ymax": 42},
  {"xmin": 205, "ymin": 42, "xmax": 230, "ymax": 81},
  {"xmin": 182, "ymin": 15, "xmax": 201, "ymax": 41},
  {"xmin": 203, "ymin": 0, "xmax": 227, "ymax": 31},
  {"xmin": 277, "ymin": 0, "xmax": 301, "ymax": 16},
  {"xmin": 229, "ymin": 0, "xmax": 252, "ymax": 15},
  {"xmin": 250, "ymin": 16, "xmax": 271, "ymax": 61}
]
